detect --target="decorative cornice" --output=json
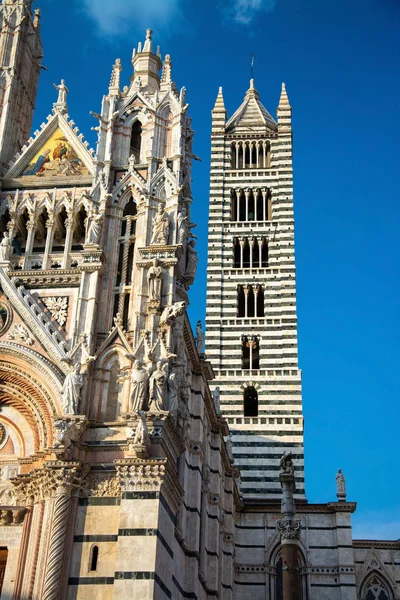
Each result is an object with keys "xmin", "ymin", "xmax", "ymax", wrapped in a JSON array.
[{"xmin": 115, "ymin": 457, "xmax": 184, "ymax": 514}]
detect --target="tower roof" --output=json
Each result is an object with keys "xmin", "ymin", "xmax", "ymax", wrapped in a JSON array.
[{"xmin": 226, "ymin": 79, "xmax": 277, "ymax": 133}]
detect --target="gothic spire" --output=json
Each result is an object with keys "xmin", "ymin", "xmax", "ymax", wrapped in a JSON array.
[
  {"xmin": 161, "ymin": 54, "xmax": 172, "ymax": 85},
  {"xmin": 277, "ymin": 82, "xmax": 292, "ymax": 129},
  {"xmin": 278, "ymin": 82, "xmax": 291, "ymax": 108},
  {"xmin": 211, "ymin": 87, "xmax": 226, "ymax": 133}
]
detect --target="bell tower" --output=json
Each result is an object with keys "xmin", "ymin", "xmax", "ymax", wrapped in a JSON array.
[
  {"xmin": 206, "ymin": 80, "xmax": 305, "ymax": 498},
  {"xmin": 0, "ymin": 0, "xmax": 43, "ymax": 172}
]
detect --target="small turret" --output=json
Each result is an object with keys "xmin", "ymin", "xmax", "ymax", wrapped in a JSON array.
[
  {"xmin": 211, "ymin": 87, "xmax": 227, "ymax": 133},
  {"xmin": 131, "ymin": 29, "xmax": 162, "ymax": 94}
]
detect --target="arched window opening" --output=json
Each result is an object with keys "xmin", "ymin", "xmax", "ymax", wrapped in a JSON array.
[
  {"xmin": 257, "ymin": 142, "xmax": 264, "ymax": 168},
  {"xmin": 256, "ymin": 189, "xmax": 264, "ymax": 221},
  {"xmin": 248, "ymin": 190, "xmax": 255, "ymax": 221},
  {"xmin": 233, "ymin": 238, "xmax": 240, "ymax": 268},
  {"xmin": 244, "ymin": 143, "xmax": 250, "ymax": 169},
  {"xmin": 231, "ymin": 190, "xmax": 238, "ymax": 221},
  {"xmin": 72, "ymin": 205, "xmax": 87, "ymax": 250},
  {"xmin": 230, "ymin": 143, "xmax": 236, "ymax": 168},
  {"xmin": 261, "ymin": 240, "xmax": 268, "ymax": 267},
  {"xmin": 238, "ymin": 143, "xmax": 244, "ymax": 168},
  {"xmin": 253, "ymin": 238, "xmax": 260, "ymax": 268},
  {"xmin": 239, "ymin": 190, "xmax": 246, "ymax": 222},
  {"xmin": 256, "ymin": 285, "xmax": 264, "ymax": 317},
  {"xmin": 106, "ymin": 360, "xmax": 121, "ymax": 421},
  {"xmin": 122, "ymin": 293, "xmax": 130, "ymax": 330},
  {"xmin": 52, "ymin": 207, "xmax": 67, "ymax": 252},
  {"xmin": 362, "ymin": 574, "xmax": 392, "ymax": 600},
  {"xmin": 242, "ymin": 239, "xmax": 250, "ymax": 268},
  {"xmin": 15, "ymin": 208, "xmax": 29, "ymax": 252},
  {"xmin": 121, "ymin": 197, "xmax": 137, "ymax": 236},
  {"xmin": 247, "ymin": 285, "xmax": 255, "ymax": 317},
  {"xmin": 32, "ymin": 207, "xmax": 48, "ymax": 253},
  {"xmin": 237, "ymin": 285, "xmax": 245, "ymax": 317},
  {"xmin": 250, "ymin": 142, "xmax": 257, "ymax": 168},
  {"xmin": 244, "ymin": 386, "xmax": 258, "ymax": 416},
  {"xmin": 130, "ymin": 121, "xmax": 142, "ymax": 163},
  {"xmin": 265, "ymin": 141, "xmax": 271, "ymax": 168},
  {"xmin": 242, "ymin": 336, "xmax": 260, "ymax": 370},
  {"xmin": 89, "ymin": 545, "xmax": 99, "ymax": 572},
  {"xmin": 126, "ymin": 244, "xmax": 135, "ymax": 285}
]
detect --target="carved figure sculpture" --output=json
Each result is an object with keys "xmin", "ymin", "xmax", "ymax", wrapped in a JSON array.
[
  {"xmin": 177, "ymin": 207, "xmax": 188, "ymax": 244},
  {"xmin": 54, "ymin": 79, "xmax": 69, "ymax": 104},
  {"xmin": 85, "ymin": 211, "xmax": 103, "ymax": 245},
  {"xmin": 147, "ymin": 259, "xmax": 163, "ymax": 302},
  {"xmin": 212, "ymin": 386, "xmax": 221, "ymax": 414},
  {"xmin": 280, "ymin": 451, "xmax": 294, "ymax": 476},
  {"xmin": 0, "ymin": 231, "xmax": 12, "ymax": 261},
  {"xmin": 336, "ymin": 469, "xmax": 346, "ymax": 497},
  {"xmin": 61, "ymin": 363, "xmax": 83, "ymax": 414},
  {"xmin": 149, "ymin": 361, "xmax": 168, "ymax": 411},
  {"xmin": 185, "ymin": 239, "xmax": 198, "ymax": 284},
  {"xmin": 195, "ymin": 320, "xmax": 205, "ymax": 354},
  {"xmin": 150, "ymin": 204, "xmax": 169, "ymax": 245},
  {"xmin": 129, "ymin": 360, "xmax": 150, "ymax": 412},
  {"xmin": 167, "ymin": 369, "xmax": 179, "ymax": 415},
  {"xmin": 133, "ymin": 410, "xmax": 149, "ymax": 445}
]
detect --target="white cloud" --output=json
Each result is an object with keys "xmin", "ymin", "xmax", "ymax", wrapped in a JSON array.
[
  {"xmin": 226, "ymin": 0, "xmax": 277, "ymax": 25},
  {"xmin": 81, "ymin": 0, "xmax": 184, "ymax": 37}
]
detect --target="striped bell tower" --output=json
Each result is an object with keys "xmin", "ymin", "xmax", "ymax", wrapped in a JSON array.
[{"xmin": 205, "ymin": 80, "xmax": 305, "ymax": 498}]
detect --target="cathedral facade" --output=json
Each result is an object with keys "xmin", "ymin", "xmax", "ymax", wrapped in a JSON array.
[{"xmin": 0, "ymin": 1, "xmax": 398, "ymax": 599}]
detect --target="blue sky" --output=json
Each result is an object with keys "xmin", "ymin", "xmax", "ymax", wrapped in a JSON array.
[{"xmin": 30, "ymin": 0, "xmax": 400, "ymax": 538}]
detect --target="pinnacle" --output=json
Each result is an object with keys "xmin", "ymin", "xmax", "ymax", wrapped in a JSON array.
[
  {"xmin": 278, "ymin": 82, "xmax": 291, "ymax": 107},
  {"xmin": 213, "ymin": 86, "xmax": 226, "ymax": 112}
]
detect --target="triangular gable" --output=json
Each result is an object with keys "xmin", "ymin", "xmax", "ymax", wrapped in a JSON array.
[
  {"xmin": 95, "ymin": 321, "xmax": 135, "ymax": 361},
  {"xmin": 150, "ymin": 160, "xmax": 179, "ymax": 199},
  {"xmin": 357, "ymin": 548, "xmax": 394, "ymax": 588},
  {"xmin": 4, "ymin": 110, "xmax": 95, "ymax": 183},
  {"xmin": 118, "ymin": 90, "xmax": 155, "ymax": 122}
]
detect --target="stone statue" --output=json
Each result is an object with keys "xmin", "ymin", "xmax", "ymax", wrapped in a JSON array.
[
  {"xmin": 177, "ymin": 207, "xmax": 188, "ymax": 244},
  {"xmin": 133, "ymin": 410, "xmax": 149, "ymax": 445},
  {"xmin": 212, "ymin": 386, "xmax": 220, "ymax": 414},
  {"xmin": 149, "ymin": 360, "xmax": 168, "ymax": 411},
  {"xmin": 280, "ymin": 451, "xmax": 294, "ymax": 476},
  {"xmin": 167, "ymin": 369, "xmax": 179, "ymax": 415},
  {"xmin": 128, "ymin": 154, "xmax": 136, "ymax": 171},
  {"xmin": 147, "ymin": 259, "xmax": 163, "ymax": 302},
  {"xmin": 336, "ymin": 469, "xmax": 346, "ymax": 498},
  {"xmin": 129, "ymin": 360, "xmax": 150, "ymax": 412},
  {"xmin": 53, "ymin": 419, "xmax": 80, "ymax": 458},
  {"xmin": 0, "ymin": 231, "xmax": 12, "ymax": 261},
  {"xmin": 185, "ymin": 239, "xmax": 198, "ymax": 284},
  {"xmin": 195, "ymin": 320, "xmax": 205, "ymax": 354},
  {"xmin": 61, "ymin": 363, "xmax": 83, "ymax": 414},
  {"xmin": 85, "ymin": 211, "xmax": 103, "ymax": 245},
  {"xmin": 150, "ymin": 204, "xmax": 169, "ymax": 245},
  {"xmin": 54, "ymin": 79, "xmax": 69, "ymax": 104}
]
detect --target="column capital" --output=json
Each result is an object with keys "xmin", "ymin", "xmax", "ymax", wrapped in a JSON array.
[{"xmin": 276, "ymin": 518, "xmax": 301, "ymax": 542}]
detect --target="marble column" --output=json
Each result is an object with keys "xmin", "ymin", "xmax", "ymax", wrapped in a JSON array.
[
  {"xmin": 277, "ymin": 455, "xmax": 301, "ymax": 600},
  {"xmin": 41, "ymin": 463, "xmax": 81, "ymax": 600}
]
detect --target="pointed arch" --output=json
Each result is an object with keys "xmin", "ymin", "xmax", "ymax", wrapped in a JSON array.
[{"xmin": 361, "ymin": 572, "xmax": 394, "ymax": 600}]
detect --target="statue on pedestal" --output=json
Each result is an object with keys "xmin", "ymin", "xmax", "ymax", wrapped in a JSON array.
[
  {"xmin": 129, "ymin": 360, "xmax": 150, "ymax": 412},
  {"xmin": 195, "ymin": 320, "xmax": 205, "ymax": 354},
  {"xmin": 149, "ymin": 361, "xmax": 168, "ymax": 411},
  {"xmin": 54, "ymin": 79, "xmax": 69, "ymax": 104},
  {"xmin": 336, "ymin": 469, "xmax": 347, "ymax": 499},
  {"xmin": 61, "ymin": 363, "xmax": 83, "ymax": 414},
  {"xmin": 150, "ymin": 205, "xmax": 169, "ymax": 245},
  {"xmin": 0, "ymin": 232, "xmax": 12, "ymax": 261},
  {"xmin": 185, "ymin": 239, "xmax": 198, "ymax": 284},
  {"xmin": 280, "ymin": 451, "xmax": 294, "ymax": 476},
  {"xmin": 133, "ymin": 410, "xmax": 149, "ymax": 446},
  {"xmin": 147, "ymin": 259, "xmax": 163, "ymax": 302},
  {"xmin": 85, "ymin": 211, "xmax": 103, "ymax": 245}
]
